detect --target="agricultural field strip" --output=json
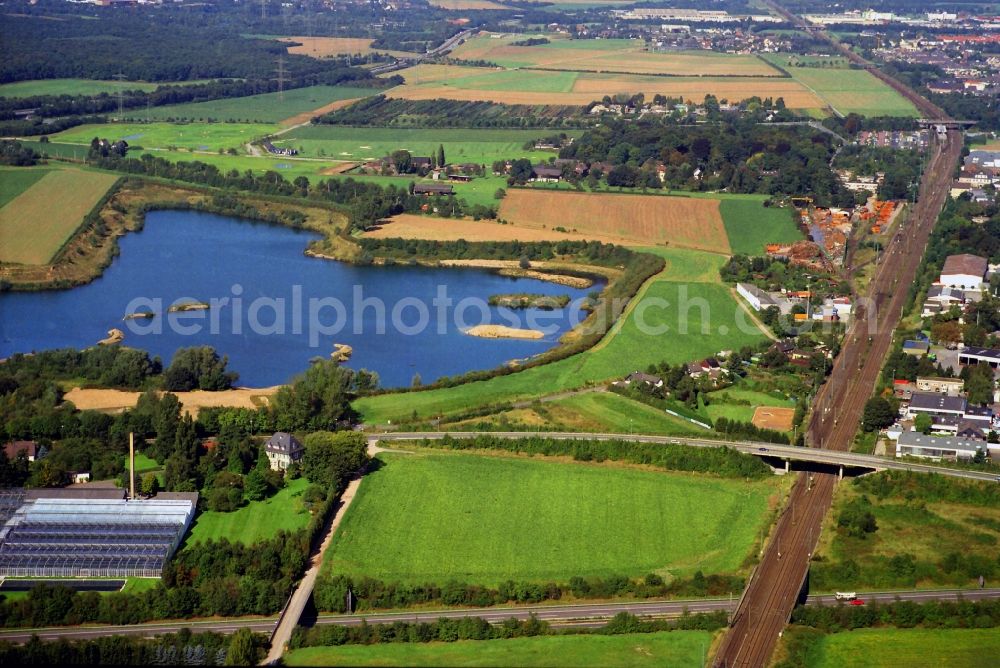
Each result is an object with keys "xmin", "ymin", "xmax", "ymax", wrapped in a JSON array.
[{"xmin": 0, "ymin": 168, "xmax": 120, "ymax": 265}]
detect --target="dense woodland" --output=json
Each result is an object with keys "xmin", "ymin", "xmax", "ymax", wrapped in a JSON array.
[
  {"xmin": 317, "ymin": 96, "xmax": 593, "ymax": 129},
  {"xmin": 558, "ymin": 118, "xmax": 853, "ymax": 205}
]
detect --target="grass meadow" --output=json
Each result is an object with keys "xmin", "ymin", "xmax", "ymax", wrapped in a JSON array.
[
  {"xmin": 0, "ymin": 78, "xmax": 161, "ymax": 98},
  {"xmin": 0, "ymin": 167, "xmax": 119, "ymax": 264},
  {"xmin": 50, "ymin": 122, "xmax": 275, "ymax": 152},
  {"xmin": 324, "ymin": 452, "xmax": 778, "ymax": 583},
  {"xmin": 184, "ymin": 477, "xmax": 312, "ymax": 545},
  {"xmin": 532, "ymin": 391, "xmax": 711, "ymax": 436},
  {"xmin": 279, "ymin": 126, "xmax": 569, "ymax": 164},
  {"xmin": 775, "ymin": 65, "xmax": 919, "ymax": 117},
  {"xmin": 121, "ymin": 85, "xmax": 378, "ymax": 124},
  {"xmin": 807, "ymin": 628, "xmax": 1000, "ymax": 668},
  {"xmin": 284, "ymin": 631, "xmax": 714, "ymax": 667},
  {"xmin": 714, "ymin": 196, "xmax": 802, "ymax": 256}
]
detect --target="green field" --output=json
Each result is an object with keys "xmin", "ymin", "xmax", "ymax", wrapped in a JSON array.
[
  {"xmin": 0, "ymin": 167, "xmax": 49, "ymax": 208},
  {"xmin": 284, "ymin": 631, "xmax": 714, "ymax": 667},
  {"xmin": 701, "ymin": 388, "xmax": 794, "ymax": 424},
  {"xmin": 769, "ymin": 62, "xmax": 919, "ymax": 118},
  {"xmin": 542, "ymin": 391, "xmax": 710, "ymax": 436},
  {"xmin": 808, "ymin": 628, "xmax": 1000, "ymax": 668},
  {"xmin": 325, "ymin": 451, "xmax": 778, "ymax": 583},
  {"xmin": 356, "ymin": 244, "xmax": 765, "ymax": 422},
  {"xmin": 184, "ymin": 477, "xmax": 312, "ymax": 545},
  {"xmin": 0, "ymin": 78, "xmax": 161, "ymax": 98},
  {"xmin": 50, "ymin": 122, "xmax": 275, "ymax": 152},
  {"xmin": 279, "ymin": 126, "xmax": 572, "ymax": 164},
  {"xmin": 122, "ymin": 85, "xmax": 378, "ymax": 124},
  {"xmin": 0, "ymin": 166, "xmax": 120, "ymax": 264},
  {"xmin": 716, "ymin": 196, "xmax": 802, "ymax": 256}
]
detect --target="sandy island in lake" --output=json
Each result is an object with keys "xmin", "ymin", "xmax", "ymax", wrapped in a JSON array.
[{"xmin": 464, "ymin": 324, "xmax": 545, "ymax": 340}]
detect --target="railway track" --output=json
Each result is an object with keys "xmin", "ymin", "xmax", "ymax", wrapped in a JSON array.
[{"xmin": 714, "ymin": 5, "xmax": 964, "ymax": 665}]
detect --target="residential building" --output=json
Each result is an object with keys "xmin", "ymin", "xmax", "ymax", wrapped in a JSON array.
[
  {"xmin": 896, "ymin": 431, "xmax": 987, "ymax": 461},
  {"xmin": 736, "ymin": 282, "xmax": 777, "ymax": 311},
  {"xmin": 625, "ymin": 371, "xmax": 663, "ymax": 388},
  {"xmin": 2, "ymin": 441, "xmax": 44, "ymax": 462},
  {"xmin": 265, "ymin": 432, "xmax": 304, "ymax": 471},
  {"xmin": 413, "ymin": 183, "xmax": 454, "ymax": 196},
  {"xmin": 906, "ymin": 392, "xmax": 967, "ymax": 419},
  {"xmin": 938, "ymin": 253, "xmax": 988, "ymax": 291}
]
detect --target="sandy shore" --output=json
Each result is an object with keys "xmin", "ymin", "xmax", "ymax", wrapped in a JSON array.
[
  {"xmin": 97, "ymin": 328, "xmax": 124, "ymax": 345},
  {"xmin": 464, "ymin": 324, "xmax": 545, "ymax": 340},
  {"xmin": 438, "ymin": 260, "xmax": 594, "ymax": 288},
  {"xmin": 64, "ymin": 386, "xmax": 282, "ymax": 417}
]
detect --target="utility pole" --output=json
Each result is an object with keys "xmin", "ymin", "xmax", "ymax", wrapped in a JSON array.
[
  {"xmin": 275, "ymin": 56, "xmax": 286, "ymax": 102},
  {"xmin": 112, "ymin": 71, "xmax": 126, "ymax": 119},
  {"xmin": 260, "ymin": 0, "xmax": 266, "ymax": 21}
]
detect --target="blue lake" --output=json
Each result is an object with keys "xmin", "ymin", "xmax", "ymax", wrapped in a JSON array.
[{"xmin": 0, "ymin": 210, "xmax": 599, "ymax": 388}]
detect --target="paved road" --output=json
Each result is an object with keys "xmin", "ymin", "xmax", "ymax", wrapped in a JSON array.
[
  {"xmin": 1, "ymin": 589, "xmax": 996, "ymax": 644},
  {"xmin": 371, "ymin": 432, "xmax": 1000, "ymax": 482}
]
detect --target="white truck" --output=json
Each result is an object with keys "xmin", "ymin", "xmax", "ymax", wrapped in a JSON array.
[{"xmin": 835, "ymin": 592, "xmax": 857, "ymax": 601}]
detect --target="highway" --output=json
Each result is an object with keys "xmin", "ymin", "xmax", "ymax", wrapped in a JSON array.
[
  {"xmin": 372, "ymin": 432, "xmax": 1000, "ymax": 483},
  {"xmin": 1, "ymin": 588, "xmax": 996, "ymax": 644}
]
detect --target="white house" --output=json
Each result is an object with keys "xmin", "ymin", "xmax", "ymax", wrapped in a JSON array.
[
  {"xmin": 938, "ymin": 253, "xmax": 988, "ymax": 291},
  {"xmin": 896, "ymin": 431, "xmax": 988, "ymax": 461},
  {"xmin": 265, "ymin": 432, "xmax": 304, "ymax": 472}
]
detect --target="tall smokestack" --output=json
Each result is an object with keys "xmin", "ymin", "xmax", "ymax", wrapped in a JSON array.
[{"xmin": 129, "ymin": 432, "xmax": 136, "ymax": 500}]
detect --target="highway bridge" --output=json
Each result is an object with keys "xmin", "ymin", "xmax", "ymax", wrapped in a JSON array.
[
  {"xmin": 1, "ymin": 588, "xmax": 996, "ymax": 645},
  {"xmin": 372, "ymin": 432, "xmax": 1000, "ymax": 483}
]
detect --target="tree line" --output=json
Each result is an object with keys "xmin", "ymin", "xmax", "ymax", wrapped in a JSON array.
[
  {"xmin": 315, "ymin": 96, "xmax": 593, "ymax": 129},
  {"xmin": 313, "ymin": 570, "xmax": 745, "ymax": 614}
]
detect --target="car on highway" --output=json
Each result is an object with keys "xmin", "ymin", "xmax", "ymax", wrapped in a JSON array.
[
  {"xmin": 758, "ymin": 447, "xmax": 769, "ymax": 452},
  {"xmin": 849, "ymin": 599, "xmax": 865, "ymax": 606}
]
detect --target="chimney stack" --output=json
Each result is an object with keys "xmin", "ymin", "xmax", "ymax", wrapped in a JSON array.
[{"xmin": 129, "ymin": 432, "xmax": 136, "ymax": 500}]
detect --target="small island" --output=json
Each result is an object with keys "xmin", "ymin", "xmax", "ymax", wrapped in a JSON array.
[
  {"xmin": 489, "ymin": 293, "xmax": 571, "ymax": 310},
  {"xmin": 463, "ymin": 325, "xmax": 545, "ymax": 340},
  {"xmin": 97, "ymin": 328, "xmax": 125, "ymax": 345},
  {"xmin": 123, "ymin": 311, "xmax": 156, "ymax": 321},
  {"xmin": 167, "ymin": 301, "xmax": 210, "ymax": 313},
  {"xmin": 331, "ymin": 343, "xmax": 353, "ymax": 362}
]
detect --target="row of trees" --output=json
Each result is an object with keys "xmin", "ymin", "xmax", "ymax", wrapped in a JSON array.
[{"xmin": 313, "ymin": 570, "xmax": 744, "ymax": 613}]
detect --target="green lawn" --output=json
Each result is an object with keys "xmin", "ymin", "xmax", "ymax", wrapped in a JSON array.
[
  {"xmin": 50, "ymin": 122, "xmax": 276, "ymax": 152},
  {"xmin": 701, "ymin": 388, "xmax": 794, "ymax": 425},
  {"xmin": 808, "ymin": 628, "xmax": 1000, "ymax": 668},
  {"xmin": 324, "ymin": 451, "xmax": 778, "ymax": 583},
  {"xmin": 0, "ymin": 167, "xmax": 49, "ymax": 208},
  {"xmin": 355, "ymin": 279, "xmax": 764, "ymax": 423},
  {"xmin": 715, "ymin": 196, "xmax": 802, "ymax": 256},
  {"xmin": 279, "ymin": 126, "xmax": 572, "ymax": 164},
  {"xmin": 184, "ymin": 477, "xmax": 312, "ymax": 545},
  {"xmin": 544, "ymin": 391, "xmax": 711, "ymax": 436},
  {"xmin": 122, "ymin": 85, "xmax": 378, "ymax": 124},
  {"xmin": 0, "ymin": 78, "xmax": 161, "ymax": 98},
  {"xmin": 284, "ymin": 631, "xmax": 714, "ymax": 667}
]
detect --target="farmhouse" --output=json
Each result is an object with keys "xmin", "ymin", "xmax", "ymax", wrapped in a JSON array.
[
  {"xmin": 414, "ymin": 183, "xmax": 454, "ymax": 196},
  {"xmin": 531, "ymin": 165, "xmax": 562, "ymax": 182},
  {"xmin": 625, "ymin": 371, "xmax": 664, "ymax": 388},
  {"xmin": 896, "ymin": 431, "xmax": 988, "ymax": 461},
  {"xmin": 2, "ymin": 440, "xmax": 45, "ymax": 462},
  {"xmin": 938, "ymin": 253, "xmax": 988, "ymax": 291},
  {"xmin": 261, "ymin": 140, "xmax": 297, "ymax": 157},
  {"xmin": 265, "ymin": 432, "xmax": 304, "ymax": 471}
]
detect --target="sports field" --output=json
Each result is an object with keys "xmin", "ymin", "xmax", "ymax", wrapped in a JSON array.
[
  {"xmin": 125, "ymin": 85, "xmax": 377, "ymax": 124},
  {"xmin": 185, "ymin": 477, "xmax": 312, "ymax": 545},
  {"xmin": 355, "ymin": 257, "xmax": 766, "ymax": 423},
  {"xmin": 280, "ymin": 126, "xmax": 568, "ymax": 164},
  {"xmin": 325, "ymin": 451, "xmax": 779, "ymax": 583},
  {"xmin": 387, "ymin": 64, "xmax": 825, "ymax": 112},
  {"xmin": 50, "ymin": 122, "xmax": 274, "ymax": 152},
  {"xmin": 808, "ymin": 628, "xmax": 1000, "ymax": 668},
  {"xmin": 497, "ymin": 190, "xmax": 731, "ymax": 253},
  {"xmin": 0, "ymin": 78, "xmax": 160, "ymax": 98},
  {"xmin": 284, "ymin": 631, "xmax": 714, "ymax": 667},
  {"xmin": 452, "ymin": 34, "xmax": 781, "ymax": 77},
  {"xmin": 0, "ymin": 167, "xmax": 119, "ymax": 265}
]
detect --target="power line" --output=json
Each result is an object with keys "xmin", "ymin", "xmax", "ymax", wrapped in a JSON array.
[{"xmin": 275, "ymin": 56, "xmax": 286, "ymax": 102}]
